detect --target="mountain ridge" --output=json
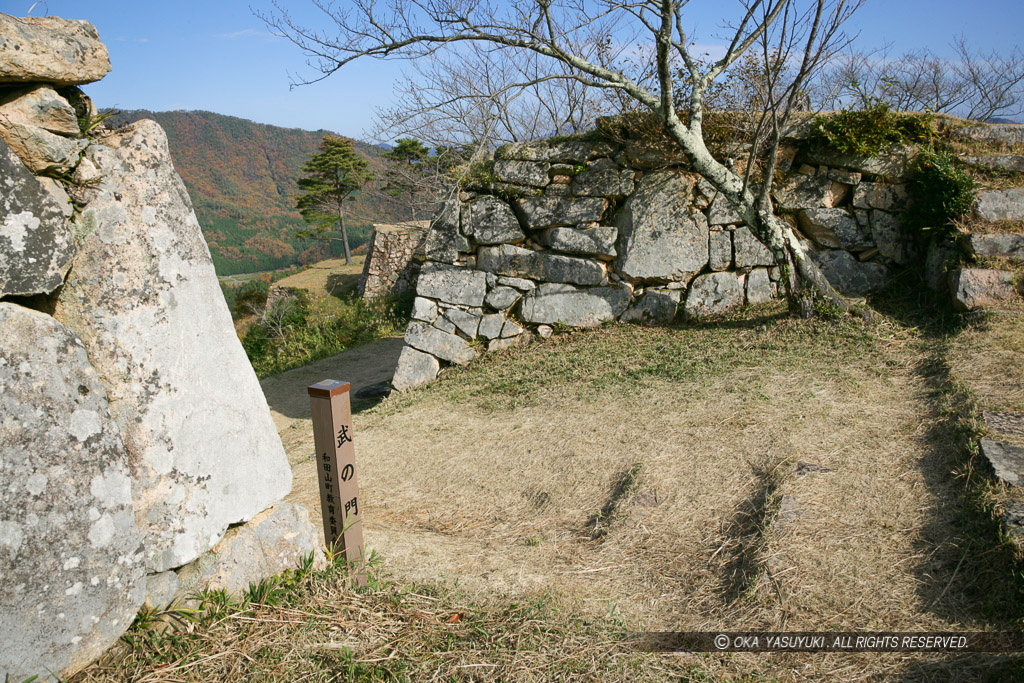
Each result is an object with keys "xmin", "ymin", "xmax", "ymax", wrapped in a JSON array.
[{"xmin": 109, "ymin": 109, "xmax": 391, "ymax": 275}]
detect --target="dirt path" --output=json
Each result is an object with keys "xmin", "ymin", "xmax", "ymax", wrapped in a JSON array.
[{"xmin": 260, "ymin": 336, "xmax": 405, "ymax": 461}]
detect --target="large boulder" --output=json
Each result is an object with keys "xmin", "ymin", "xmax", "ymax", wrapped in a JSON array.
[
  {"xmin": 520, "ymin": 282, "xmax": 631, "ymax": 327},
  {"xmin": 54, "ymin": 120, "xmax": 291, "ymax": 573},
  {"xmin": 733, "ymin": 226, "xmax": 777, "ymax": 268},
  {"xmin": 615, "ymin": 171, "xmax": 708, "ymax": 282},
  {"xmin": 477, "ymin": 243, "xmax": 607, "ymax": 285},
  {"xmin": 175, "ymin": 503, "xmax": 325, "ymax": 599},
  {"xmin": 0, "ymin": 15, "xmax": 111, "ymax": 85},
  {"xmin": 0, "ymin": 137, "xmax": 75, "ymax": 297},
  {"xmin": 0, "ymin": 304, "xmax": 145, "ymax": 682}
]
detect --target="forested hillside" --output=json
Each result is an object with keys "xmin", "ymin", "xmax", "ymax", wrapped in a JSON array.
[{"xmin": 109, "ymin": 110, "xmax": 391, "ymax": 274}]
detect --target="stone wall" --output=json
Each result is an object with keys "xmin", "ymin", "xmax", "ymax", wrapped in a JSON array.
[
  {"xmin": 391, "ymin": 129, "xmax": 921, "ymax": 391},
  {"xmin": 0, "ymin": 16, "xmax": 318, "ymax": 681},
  {"xmin": 358, "ymin": 220, "xmax": 428, "ymax": 298}
]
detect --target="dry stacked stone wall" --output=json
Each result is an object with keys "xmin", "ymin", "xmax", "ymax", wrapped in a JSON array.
[
  {"xmin": 391, "ymin": 131, "xmax": 925, "ymax": 391},
  {"xmin": 358, "ymin": 220, "xmax": 428, "ymax": 298}
]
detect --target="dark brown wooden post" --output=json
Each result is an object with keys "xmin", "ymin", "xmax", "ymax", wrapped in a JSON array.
[{"xmin": 308, "ymin": 379, "xmax": 367, "ymax": 587}]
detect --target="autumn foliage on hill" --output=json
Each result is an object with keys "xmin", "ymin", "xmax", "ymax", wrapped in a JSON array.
[{"xmin": 110, "ymin": 110, "xmax": 394, "ymax": 275}]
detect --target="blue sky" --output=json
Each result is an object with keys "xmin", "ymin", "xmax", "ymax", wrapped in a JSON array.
[{"xmin": 8, "ymin": 0, "xmax": 1023, "ymax": 139}]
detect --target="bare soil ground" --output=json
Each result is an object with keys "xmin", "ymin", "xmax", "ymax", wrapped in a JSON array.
[
  {"xmin": 73, "ymin": 297, "xmax": 1024, "ymax": 682},
  {"xmin": 264, "ymin": 302, "xmax": 1024, "ymax": 680}
]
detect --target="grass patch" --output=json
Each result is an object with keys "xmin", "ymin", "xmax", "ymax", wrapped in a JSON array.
[
  {"xmin": 243, "ymin": 292, "xmax": 412, "ymax": 378},
  {"xmin": 70, "ymin": 553, "xmax": 699, "ymax": 682}
]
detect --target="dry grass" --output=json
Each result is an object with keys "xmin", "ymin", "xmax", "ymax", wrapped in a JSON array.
[
  {"xmin": 75, "ymin": 296, "xmax": 1024, "ymax": 682},
  {"xmin": 948, "ymin": 313, "xmax": 1024, "ymax": 415},
  {"xmin": 274, "ymin": 256, "xmax": 367, "ymax": 299},
  {"xmin": 956, "ymin": 218, "xmax": 1024, "ymax": 236}
]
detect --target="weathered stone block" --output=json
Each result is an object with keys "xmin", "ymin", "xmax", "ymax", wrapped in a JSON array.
[
  {"xmin": 500, "ymin": 140, "xmax": 616, "ymax": 163},
  {"xmin": 804, "ymin": 144, "xmax": 918, "ymax": 180},
  {"xmin": 570, "ymin": 159, "xmax": 634, "ymax": 197},
  {"xmin": 423, "ymin": 196, "xmax": 459, "ymax": 263},
  {"xmin": 733, "ymin": 226, "xmax": 776, "ymax": 268},
  {"xmin": 515, "ymin": 196, "xmax": 607, "ymax": 229},
  {"xmin": 405, "ymin": 321, "xmax": 478, "ymax": 365},
  {"xmin": 0, "ymin": 118, "xmax": 87, "ymax": 174},
  {"xmin": 493, "ymin": 159, "xmax": 550, "ymax": 187},
  {"xmin": 952, "ymin": 124, "xmax": 1024, "ymax": 146},
  {"xmin": 415, "ymin": 263, "xmax": 488, "ymax": 307},
  {"xmin": 53, "ymin": 121, "xmax": 292, "ymax": 573},
  {"xmin": 541, "ymin": 225, "xmax": 617, "ymax": 257},
  {"xmin": 870, "ymin": 210, "xmax": 908, "ymax": 263},
  {"xmin": 809, "ymin": 250, "xmax": 888, "ymax": 296},
  {"xmin": 497, "ymin": 275, "xmax": 536, "ymax": 290},
  {"xmin": 959, "ymin": 155, "xmax": 1024, "ymax": 173},
  {"xmin": 852, "ymin": 182, "xmax": 909, "ymax": 211},
  {"xmin": 0, "ymin": 304, "xmax": 145, "ymax": 682},
  {"xmin": 746, "ymin": 268, "xmax": 774, "ymax": 304},
  {"xmin": 948, "ymin": 268, "xmax": 1019, "ymax": 311},
  {"xmin": 520, "ymin": 282, "xmax": 631, "ymax": 327},
  {"xmin": 966, "ymin": 233, "xmax": 1024, "ymax": 262},
  {"xmin": 684, "ymin": 272, "xmax": 745, "ymax": 318},
  {"xmin": 975, "ymin": 188, "xmax": 1024, "ymax": 223},
  {"xmin": 477, "ymin": 244, "xmax": 607, "ymax": 286},
  {"xmin": 478, "ymin": 312, "xmax": 505, "ymax": 339},
  {"xmin": 773, "ymin": 174, "xmax": 846, "ymax": 210},
  {"xmin": 797, "ymin": 208, "xmax": 870, "ymax": 250},
  {"xmin": 485, "ymin": 285, "xmax": 522, "ymax": 310},
  {"xmin": 0, "ymin": 137, "xmax": 75, "ymax": 297},
  {"xmin": 175, "ymin": 503, "xmax": 325, "ymax": 599},
  {"xmin": 707, "ymin": 198, "xmax": 744, "ymax": 226},
  {"xmin": 709, "ymin": 230, "xmax": 732, "ymax": 270},
  {"xmin": 0, "ymin": 85, "xmax": 80, "ymax": 136},
  {"xmin": 620, "ymin": 288, "xmax": 681, "ymax": 324},
  {"xmin": 411, "ymin": 296, "xmax": 438, "ymax": 323},
  {"xmin": 468, "ymin": 195, "xmax": 526, "ymax": 244},
  {"xmin": 616, "ymin": 171, "xmax": 708, "ymax": 282},
  {"xmin": 980, "ymin": 439, "xmax": 1024, "ymax": 486},
  {"xmin": 391, "ymin": 345, "xmax": 440, "ymax": 391},
  {"xmin": 444, "ymin": 308, "xmax": 481, "ymax": 338},
  {"xmin": 0, "ymin": 16, "xmax": 111, "ymax": 85}
]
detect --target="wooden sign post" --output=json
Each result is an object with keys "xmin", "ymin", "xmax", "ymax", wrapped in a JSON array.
[{"xmin": 308, "ymin": 380, "xmax": 367, "ymax": 587}]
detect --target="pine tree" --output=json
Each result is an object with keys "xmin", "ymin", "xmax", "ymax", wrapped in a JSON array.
[
  {"xmin": 381, "ymin": 138, "xmax": 431, "ymax": 221},
  {"xmin": 295, "ymin": 136, "xmax": 374, "ymax": 265}
]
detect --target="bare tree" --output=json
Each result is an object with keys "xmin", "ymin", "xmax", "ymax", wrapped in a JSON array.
[
  {"xmin": 823, "ymin": 38, "xmax": 1024, "ymax": 122},
  {"xmin": 260, "ymin": 0, "xmax": 866, "ymax": 310},
  {"xmin": 373, "ymin": 41, "xmax": 618, "ymax": 149}
]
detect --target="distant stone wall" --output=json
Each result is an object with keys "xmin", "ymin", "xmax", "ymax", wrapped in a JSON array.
[
  {"xmin": 391, "ymin": 128, "xmax": 925, "ymax": 391},
  {"xmin": 359, "ymin": 220, "xmax": 428, "ymax": 298}
]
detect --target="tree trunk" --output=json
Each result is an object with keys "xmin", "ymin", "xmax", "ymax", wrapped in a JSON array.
[
  {"xmin": 339, "ymin": 212, "xmax": 352, "ymax": 265},
  {"xmin": 660, "ymin": 116, "xmax": 850, "ymax": 313}
]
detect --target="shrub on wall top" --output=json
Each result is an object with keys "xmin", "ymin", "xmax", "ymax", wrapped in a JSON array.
[{"xmin": 809, "ymin": 104, "xmax": 934, "ymax": 157}]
